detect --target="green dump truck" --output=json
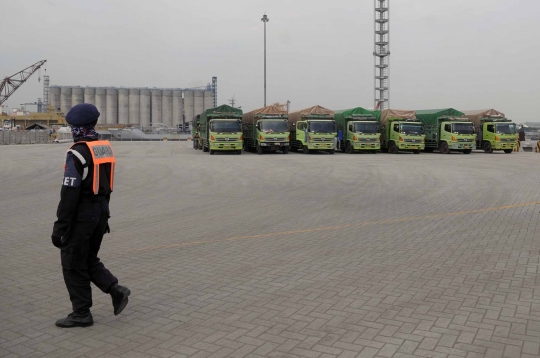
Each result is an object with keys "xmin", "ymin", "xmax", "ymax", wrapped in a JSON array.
[
  {"xmin": 288, "ymin": 105, "xmax": 336, "ymax": 154},
  {"xmin": 379, "ymin": 109, "xmax": 425, "ymax": 154},
  {"xmin": 463, "ymin": 109, "xmax": 518, "ymax": 154},
  {"xmin": 199, "ymin": 105, "xmax": 243, "ymax": 155},
  {"xmin": 416, "ymin": 108, "xmax": 476, "ymax": 154},
  {"xmin": 334, "ymin": 107, "xmax": 380, "ymax": 153},
  {"xmin": 242, "ymin": 105, "xmax": 289, "ymax": 154}
]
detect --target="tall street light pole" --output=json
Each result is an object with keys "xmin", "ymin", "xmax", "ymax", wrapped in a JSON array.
[{"xmin": 261, "ymin": 14, "xmax": 269, "ymax": 107}]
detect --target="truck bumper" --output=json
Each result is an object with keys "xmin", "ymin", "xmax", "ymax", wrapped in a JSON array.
[
  {"xmin": 398, "ymin": 143, "xmax": 425, "ymax": 150},
  {"xmin": 210, "ymin": 142, "xmax": 242, "ymax": 151},
  {"xmin": 353, "ymin": 142, "xmax": 380, "ymax": 150},
  {"xmin": 449, "ymin": 143, "xmax": 474, "ymax": 150},
  {"xmin": 494, "ymin": 142, "xmax": 517, "ymax": 150},
  {"xmin": 259, "ymin": 142, "xmax": 289, "ymax": 150},
  {"xmin": 307, "ymin": 143, "xmax": 334, "ymax": 150}
]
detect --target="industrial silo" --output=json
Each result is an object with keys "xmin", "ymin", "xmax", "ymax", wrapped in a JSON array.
[
  {"xmin": 106, "ymin": 88, "xmax": 118, "ymax": 124},
  {"xmin": 151, "ymin": 89, "xmax": 162, "ymax": 124},
  {"xmin": 72, "ymin": 87, "xmax": 84, "ymax": 106},
  {"xmin": 95, "ymin": 88, "xmax": 107, "ymax": 123},
  {"xmin": 128, "ymin": 88, "xmax": 140, "ymax": 125},
  {"xmin": 50, "ymin": 86, "xmax": 61, "ymax": 111},
  {"xmin": 118, "ymin": 88, "xmax": 129, "ymax": 125},
  {"xmin": 161, "ymin": 90, "xmax": 172, "ymax": 127},
  {"xmin": 203, "ymin": 90, "xmax": 214, "ymax": 111},
  {"xmin": 172, "ymin": 90, "xmax": 183, "ymax": 128},
  {"xmin": 184, "ymin": 90, "xmax": 194, "ymax": 123},
  {"xmin": 60, "ymin": 87, "xmax": 72, "ymax": 115},
  {"xmin": 84, "ymin": 87, "xmax": 95, "ymax": 105},
  {"xmin": 194, "ymin": 90, "xmax": 204, "ymax": 121},
  {"xmin": 140, "ymin": 89, "xmax": 151, "ymax": 128}
]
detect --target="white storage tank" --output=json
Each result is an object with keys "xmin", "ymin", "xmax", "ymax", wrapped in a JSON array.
[
  {"xmin": 140, "ymin": 89, "xmax": 151, "ymax": 128},
  {"xmin": 161, "ymin": 90, "xmax": 172, "ymax": 127},
  {"xmin": 106, "ymin": 88, "xmax": 118, "ymax": 124},
  {"xmin": 151, "ymin": 89, "xmax": 162, "ymax": 124},
  {"xmin": 50, "ymin": 86, "xmax": 61, "ymax": 112},
  {"xmin": 118, "ymin": 88, "xmax": 129, "ymax": 125},
  {"xmin": 172, "ymin": 90, "xmax": 183, "ymax": 128},
  {"xmin": 128, "ymin": 88, "xmax": 140, "ymax": 125},
  {"xmin": 72, "ymin": 87, "xmax": 84, "ymax": 106},
  {"xmin": 60, "ymin": 87, "xmax": 72, "ymax": 115},
  {"xmin": 95, "ymin": 87, "xmax": 107, "ymax": 123},
  {"xmin": 203, "ymin": 90, "xmax": 214, "ymax": 111},
  {"xmin": 84, "ymin": 87, "xmax": 95, "ymax": 105},
  {"xmin": 184, "ymin": 90, "xmax": 194, "ymax": 123},
  {"xmin": 194, "ymin": 90, "xmax": 204, "ymax": 121}
]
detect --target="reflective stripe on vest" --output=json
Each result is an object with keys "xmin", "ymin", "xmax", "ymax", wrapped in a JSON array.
[{"xmin": 70, "ymin": 140, "xmax": 116, "ymax": 195}]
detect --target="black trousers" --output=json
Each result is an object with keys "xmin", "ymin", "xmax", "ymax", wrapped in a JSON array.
[{"xmin": 61, "ymin": 200, "xmax": 118, "ymax": 313}]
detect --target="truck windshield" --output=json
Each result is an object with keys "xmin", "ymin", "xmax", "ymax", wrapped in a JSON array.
[
  {"xmin": 496, "ymin": 124, "xmax": 516, "ymax": 134},
  {"xmin": 452, "ymin": 123, "xmax": 475, "ymax": 135},
  {"xmin": 399, "ymin": 124, "xmax": 423, "ymax": 135},
  {"xmin": 354, "ymin": 122, "xmax": 379, "ymax": 133},
  {"xmin": 210, "ymin": 121, "xmax": 241, "ymax": 133},
  {"xmin": 308, "ymin": 121, "xmax": 336, "ymax": 134},
  {"xmin": 260, "ymin": 121, "xmax": 287, "ymax": 133}
]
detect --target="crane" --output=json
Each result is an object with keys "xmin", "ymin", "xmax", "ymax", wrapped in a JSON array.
[{"xmin": 0, "ymin": 60, "xmax": 47, "ymax": 106}]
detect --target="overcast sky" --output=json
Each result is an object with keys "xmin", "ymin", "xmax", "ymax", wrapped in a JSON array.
[{"xmin": 2, "ymin": 0, "xmax": 539, "ymax": 123}]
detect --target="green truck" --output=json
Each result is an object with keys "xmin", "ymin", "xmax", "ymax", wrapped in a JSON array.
[
  {"xmin": 198, "ymin": 104, "xmax": 243, "ymax": 155},
  {"xmin": 416, "ymin": 108, "xmax": 475, "ymax": 154},
  {"xmin": 242, "ymin": 105, "xmax": 289, "ymax": 154},
  {"xmin": 379, "ymin": 109, "xmax": 425, "ymax": 154},
  {"xmin": 334, "ymin": 107, "xmax": 380, "ymax": 153},
  {"xmin": 463, "ymin": 109, "xmax": 518, "ymax": 154},
  {"xmin": 288, "ymin": 105, "xmax": 336, "ymax": 154}
]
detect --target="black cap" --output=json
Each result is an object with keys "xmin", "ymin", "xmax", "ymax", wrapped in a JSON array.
[{"xmin": 66, "ymin": 103, "xmax": 100, "ymax": 126}]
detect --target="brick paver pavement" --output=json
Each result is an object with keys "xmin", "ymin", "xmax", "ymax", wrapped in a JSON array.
[{"xmin": 1, "ymin": 142, "xmax": 540, "ymax": 358}]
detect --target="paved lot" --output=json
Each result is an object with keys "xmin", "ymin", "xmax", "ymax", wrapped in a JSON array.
[{"xmin": 1, "ymin": 142, "xmax": 540, "ymax": 358}]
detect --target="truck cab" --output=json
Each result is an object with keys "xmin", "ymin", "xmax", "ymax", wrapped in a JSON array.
[
  {"xmin": 339, "ymin": 115, "xmax": 380, "ymax": 153},
  {"xmin": 244, "ymin": 117, "xmax": 289, "ymax": 154},
  {"xmin": 199, "ymin": 105, "xmax": 243, "ymax": 155},
  {"xmin": 381, "ymin": 118, "xmax": 425, "ymax": 154},
  {"xmin": 291, "ymin": 119, "xmax": 336, "ymax": 154},
  {"xmin": 476, "ymin": 118, "xmax": 518, "ymax": 154},
  {"xmin": 424, "ymin": 117, "xmax": 476, "ymax": 154}
]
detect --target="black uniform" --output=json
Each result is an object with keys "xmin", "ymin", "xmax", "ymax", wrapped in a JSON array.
[{"xmin": 52, "ymin": 139, "xmax": 118, "ymax": 314}]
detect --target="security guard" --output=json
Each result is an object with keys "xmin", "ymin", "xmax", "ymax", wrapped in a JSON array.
[{"xmin": 52, "ymin": 103, "xmax": 130, "ymax": 328}]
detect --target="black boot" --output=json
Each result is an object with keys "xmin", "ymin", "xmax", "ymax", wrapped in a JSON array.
[
  {"xmin": 55, "ymin": 311, "xmax": 94, "ymax": 328},
  {"xmin": 110, "ymin": 283, "xmax": 131, "ymax": 316}
]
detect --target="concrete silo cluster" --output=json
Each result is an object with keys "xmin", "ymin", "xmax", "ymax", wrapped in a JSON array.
[{"xmin": 49, "ymin": 86, "xmax": 214, "ymax": 128}]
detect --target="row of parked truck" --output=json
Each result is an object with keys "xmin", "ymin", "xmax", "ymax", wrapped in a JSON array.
[{"xmin": 192, "ymin": 105, "xmax": 518, "ymax": 155}]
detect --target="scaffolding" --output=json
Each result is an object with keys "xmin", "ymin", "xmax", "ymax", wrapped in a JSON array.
[{"xmin": 374, "ymin": 0, "xmax": 390, "ymax": 110}]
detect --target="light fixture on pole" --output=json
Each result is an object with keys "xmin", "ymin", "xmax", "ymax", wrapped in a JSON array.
[{"xmin": 261, "ymin": 14, "xmax": 269, "ymax": 107}]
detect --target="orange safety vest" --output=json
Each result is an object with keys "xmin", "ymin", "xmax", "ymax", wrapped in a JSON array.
[{"xmin": 69, "ymin": 140, "xmax": 116, "ymax": 195}]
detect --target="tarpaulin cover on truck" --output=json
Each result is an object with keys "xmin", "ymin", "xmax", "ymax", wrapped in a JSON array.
[
  {"xmin": 415, "ymin": 108, "xmax": 465, "ymax": 125},
  {"xmin": 242, "ymin": 105, "xmax": 287, "ymax": 124},
  {"xmin": 379, "ymin": 109, "xmax": 417, "ymax": 126},
  {"xmin": 288, "ymin": 105, "xmax": 334, "ymax": 125},
  {"xmin": 462, "ymin": 109, "xmax": 506, "ymax": 127},
  {"xmin": 204, "ymin": 104, "xmax": 243, "ymax": 117}
]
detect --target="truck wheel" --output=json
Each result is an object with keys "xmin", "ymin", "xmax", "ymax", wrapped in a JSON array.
[
  {"xmin": 440, "ymin": 141, "xmax": 450, "ymax": 154},
  {"xmin": 209, "ymin": 149, "xmax": 214, "ymax": 155},
  {"xmin": 256, "ymin": 145, "xmax": 263, "ymax": 155},
  {"xmin": 388, "ymin": 142, "xmax": 398, "ymax": 154},
  {"xmin": 346, "ymin": 141, "xmax": 354, "ymax": 154},
  {"xmin": 381, "ymin": 146, "xmax": 388, "ymax": 153},
  {"xmin": 503, "ymin": 149, "xmax": 513, "ymax": 154},
  {"xmin": 463, "ymin": 149, "xmax": 472, "ymax": 154},
  {"xmin": 303, "ymin": 145, "xmax": 310, "ymax": 154},
  {"xmin": 237, "ymin": 150, "xmax": 242, "ymax": 155},
  {"xmin": 328, "ymin": 149, "xmax": 335, "ymax": 154},
  {"xmin": 203, "ymin": 145, "xmax": 209, "ymax": 152},
  {"xmin": 413, "ymin": 150, "xmax": 420, "ymax": 154},
  {"xmin": 290, "ymin": 146, "xmax": 298, "ymax": 152},
  {"xmin": 483, "ymin": 141, "xmax": 493, "ymax": 153},
  {"xmin": 282, "ymin": 147, "xmax": 289, "ymax": 154}
]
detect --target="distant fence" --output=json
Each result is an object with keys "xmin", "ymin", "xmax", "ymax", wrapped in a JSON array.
[{"xmin": 0, "ymin": 130, "xmax": 50, "ymax": 145}]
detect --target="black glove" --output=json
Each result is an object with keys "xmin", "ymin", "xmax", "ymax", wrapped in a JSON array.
[{"xmin": 52, "ymin": 235, "xmax": 62, "ymax": 248}]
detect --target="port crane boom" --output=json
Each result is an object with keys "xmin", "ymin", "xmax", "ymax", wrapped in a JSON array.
[{"xmin": 0, "ymin": 60, "xmax": 47, "ymax": 106}]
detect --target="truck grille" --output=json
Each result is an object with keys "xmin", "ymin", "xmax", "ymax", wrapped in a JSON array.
[
  {"xmin": 264, "ymin": 137, "xmax": 287, "ymax": 141},
  {"xmin": 358, "ymin": 138, "xmax": 376, "ymax": 142},
  {"xmin": 457, "ymin": 139, "xmax": 475, "ymax": 142},
  {"xmin": 500, "ymin": 138, "xmax": 515, "ymax": 142},
  {"xmin": 311, "ymin": 137, "xmax": 333, "ymax": 142},
  {"xmin": 215, "ymin": 137, "xmax": 239, "ymax": 142},
  {"xmin": 404, "ymin": 138, "xmax": 421, "ymax": 143}
]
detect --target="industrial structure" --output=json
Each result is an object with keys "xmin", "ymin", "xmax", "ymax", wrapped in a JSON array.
[
  {"xmin": 374, "ymin": 0, "xmax": 389, "ymax": 110},
  {"xmin": 49, "ymin": 79, "xmax": 217, "ymax": 128}
]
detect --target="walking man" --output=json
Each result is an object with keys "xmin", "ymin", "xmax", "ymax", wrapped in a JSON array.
[{"xmin": 52, "ymin": 103, "xmax": 130, "ymax": 328}]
